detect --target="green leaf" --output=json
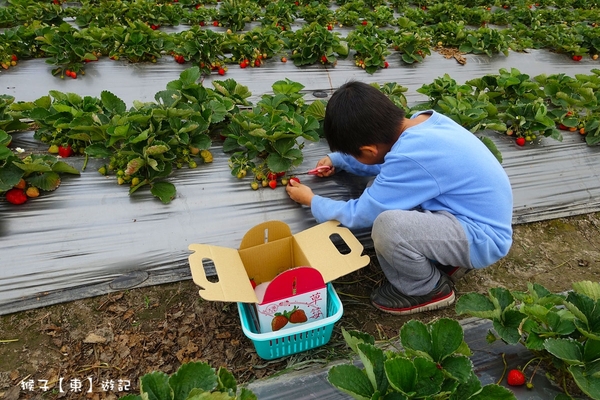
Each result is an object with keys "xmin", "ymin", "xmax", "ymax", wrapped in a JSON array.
[
  {"xmin": 84, "ymin": 144, "xmax": 114, "ymax": 158},
  {"xmin": 27, "ymin": 171, "xmax": 62, "ymax": 191},
  {"xmin": 341, "ymin": 327, "xmax": 375, "ymax": 353},
  {"xmin": 489, "ymin": 287, "xmax": 515, "ymax": 311},
  {"xmin": 216, "ymin": 366, "xmax": 236, "ymax": 393},
  {"xmin": 469, "ymin": 384, "xmax": 517, "ymax": 400},
  {"xmin": 442, "ymin": 355, "xmax": 474, "ymax": 383},
  {"xmin": 357, "ymin": 343, "xmax": 388, "ymax": 394},
  {"xmin": 304, "ymin": 100, "xmax": 326, "ymax": 120},
  {"xmin": 140, "ymin": 371, "xmax": 173, "ymax": 400},
  {"xmin": 494, "ymin": 310, "xmax": 526, "ymax": 344},
  {"xmin": 479, "ymin": 136, "xmax": 502, "ymax": 163},
  {"xmin": 0, "ymin": 159, "xmax": 23, "ymax": 191},
  {"xmin": 455, "ymin": 293, "xmax": 499, "ymax": 319},
  {"xmin": 101, "ymin": 90, "xmax": 127, "ymax": 115},
  {"xmin": 13, "ymin": 160, "xmax": 53, "ymax": 173},
  {"xmin": 169, "ymin": 362, "xmax": 218, "ymax": 400},
  {"xmin": 51, "ymin": 161, "xmax": 80, "ymax": 175},
  {"xmin": 413, "ymin": 357, "xmax": 444, "ymax": 397},
  {"xmin": 151, "ymin": 181, "xmax": 176, "ymax": 204},
  {"xmin": 384, "ymin": 357, "xmax": 416, "ymax": 394},
  {"xmin": 544, "ymin": 338, "xmax": 584, "ymax": 365},
  {"xmin": 400, "ymin": 320, "xmax": 432, "ymax": 359},
  {"xmin": 179, "ymin": 67, "xmax": 201, "ymax": 88},
  {"xmin": 573, "ymin": 281, "xmax": 600, "ymax": 301},
  {"xmin": 568, "ymin": 365, "xmax": 600, "ymax": 399},
  {"xmin": 451, "ymin": 371, "xmax": 483, "ymax": 400},
  {"xmin": 430, "ymin": 318, "xmax": 463, "ymax": 362},
  {"xmin": 327, "ymin": 364, "xmax": 374, "ymax": 400}
]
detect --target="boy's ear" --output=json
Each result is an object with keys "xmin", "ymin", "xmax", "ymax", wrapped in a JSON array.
[{"xmin": 358, "ymin": 144, "xmax": 380, "ymax": 157}]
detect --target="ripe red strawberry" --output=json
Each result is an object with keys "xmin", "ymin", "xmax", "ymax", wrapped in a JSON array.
[
  {"xmin": 254, "ymin": 59, "xmax": 261, "ymax": 67},
  {"xmin": 361, "ymin": 20, "xmax": 368, "ymax": 25},
  {"xmin": 5, "ymin": 188, "xmax": 28, "ymax": 205},
  {"xmin": 507, "ymin": 369, "xmax": 526, "ymax": 386},
  {"xmin": 321, "ymin": 55, "xmax": 328, "ymax": 63},
  {"xmin": 58, "ymin": 144, "xmax": 73, "ymax": 157},
  {"xmin": 271, "ymin": 314, "xmax": 288, "ymax": 331},
  {"xmin": 268, "ymin": 180, "xmax": 277, "ymax": 189},
  {"xmin": 289, "ymin": 309, "xmax": 307, "ymax": 323},
  {"xmin": 515, "ymin": 137, "xmax": 526, "ymax": 146},
  {"xmin": 572, "ymin": 55, "xmax": 583, "ymax": 61},
  {"xmin": 195, "ymin": 3, "xmax": 201, "ymax": 8},
  {"xmin": 240, "ymin": 61, "xmax": 247, "ymax": 68},
  {"xmin": 327, "ymin": 24, "xmax": 333, "ymax": 30},
  {"xmin": 218, "ymin": 68, "xmax": 225, "ymax": 75},
  {"xmin": 384, "ymin": 61, "xmax": 389, "ymax": 68},
  {"xmin": 213, "ymin": 20, "xmax": 219, "ymax": 27},
  {"xmin": 289, "ymin": 176, "xmax": 300, "ymax": 184},
  {"xmin": 11, "ymin": 54, "xmax": 17, "ymax": 62},
  {"xmin": 267, "ymin": 172, "xmax": 277, "ymax": 181}
]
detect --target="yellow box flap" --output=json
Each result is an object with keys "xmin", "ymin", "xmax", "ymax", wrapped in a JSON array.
[{"xmin": 188, "ymin": 243, "xmax": 258, "ymax": 303}]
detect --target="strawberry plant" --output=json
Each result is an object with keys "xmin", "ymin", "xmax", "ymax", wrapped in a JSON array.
[
  {"xmin": 498, "ymin": 98, "xmax": 561, "ymax": 142},
  {"xmin": 108, "ymin": 20, "xmax": 166, "ymax": 63},
  {"xmin": 34, "ymin": 22, "xmax": 99, "ymax": 77},
  {"xmin": 221, "ymin": 27, "xmax": 284, "ymax": 67},
  {"xmin": 346, "ymin": 23, "xmax": 390, "ymax": 74},
  {"xmin": 262, "ymin": 0, "xmax": 297, "ymax": 31},
  {"xmin": 366, "ymin": 4, "xmax": 395, "ymax": 27},
  {"xmin": 283, "ymin": 21, "xmax": 348, "ymax": 67},
  {"xmin": 0, "ymin": 95, "xmax": 30, "ymax": 133},
  {"xmin": 431, "ymin": 20, "xmax": 469, "ymax": 48},
  {"xmin": 389, "ymin": 23, "xmax": 432, "ymax": 64},
  {"xmin": 456, "ymin": 281, "xmax": 600, "ymax": 400},
  {"xmin": 170, "ymin": 26, "xmax": 225, "ymax": 74},
  {"xmin": 372, "ymin": 82, "xmax": 409, "ymax": 112},
  {"xmin": 222, "ymin": 79, "xmax": 320, "ymax": 182},
  {"xmin": 333, "ymin": 2, "xmax": 362, "ymax": 27},
  {"xmin": 458, "ymin": 26, "xmax": 511, "ymax": 57},
  {"xmin": 328, "ymin": 320, "xmax": 517, "ymax": 399},
  {"xmin": 216, "ymin": 0, "xmax": 260, "ymax": 31},
  {"xmin": 119, "ymin": 361, "xmax": 257, "ymax": 400},
  {"xmin": 184, "ymin": 4, "xmax": 218, "ymax": 26},
  {"xmin": 297, "ymin": 3, "xmax": 335, "ymax": 25}
]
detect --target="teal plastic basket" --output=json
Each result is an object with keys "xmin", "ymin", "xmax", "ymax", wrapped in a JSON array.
[{"xmin": 237, "ymin": 283, "xmax": 343, "ymax": 360}]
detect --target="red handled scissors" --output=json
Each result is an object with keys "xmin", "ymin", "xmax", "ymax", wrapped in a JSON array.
[{"xmin": 296, "ymin": 165, "xmax": 332, "ymax": 175}]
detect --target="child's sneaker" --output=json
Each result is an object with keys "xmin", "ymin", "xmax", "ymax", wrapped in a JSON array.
[
  {"xmin": 370, "ymin": 274, "xmax": 455, "ymax": 315},
  {"xmin": 436, "ymin": 264, "xmax": 472, "ymax": 284}
]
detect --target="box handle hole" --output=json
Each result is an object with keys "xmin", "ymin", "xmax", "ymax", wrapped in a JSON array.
[
  {"xmin": 329, "ymin": 233, "xmax": 351, "ymax": 255},
  {"xmin": 202, "ymin": 258, "xmax": 219, "ymax": 283}
]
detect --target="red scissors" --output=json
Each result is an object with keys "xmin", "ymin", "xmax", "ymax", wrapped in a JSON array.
[{"xmin": 296, "ymin": 165, "xmax": 332, "ymax": 175}]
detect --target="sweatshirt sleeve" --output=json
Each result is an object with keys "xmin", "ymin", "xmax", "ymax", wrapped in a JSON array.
[
  {"xmin": 311, "ymin": 156, "xmax": 441, "ymax": 229},
  {"xmin": 329, "ymin": 152, "xmax": 381, "ymax": 176}
]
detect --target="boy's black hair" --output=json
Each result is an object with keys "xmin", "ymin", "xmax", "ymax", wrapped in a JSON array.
[{"xmin": 323, "ymin": 81, "xmax": 405, "ymax": 156}]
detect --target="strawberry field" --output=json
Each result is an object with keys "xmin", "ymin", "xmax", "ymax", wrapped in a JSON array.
[{"xmin": 2, "ymin": 0, "xmax": 600, "ymax": 398}]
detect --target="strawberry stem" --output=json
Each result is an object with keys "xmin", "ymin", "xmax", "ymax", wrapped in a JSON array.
[{"xmin": 497, "ymin": 353, "xmax": 508, "ymax": 385}]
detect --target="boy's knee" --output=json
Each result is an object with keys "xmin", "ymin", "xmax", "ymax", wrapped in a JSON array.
[{"xmin": 372, "ymin": 210, "xmax": 396, "ymax": 243}]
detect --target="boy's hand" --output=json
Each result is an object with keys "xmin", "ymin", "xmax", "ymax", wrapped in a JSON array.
[
  {"xmin": 286, "ymin": 180, "xmax": 314, "ymax": 206},
  {"xmin": 316, "ymin": 156, "xmax": 335, "ymax": 177}
]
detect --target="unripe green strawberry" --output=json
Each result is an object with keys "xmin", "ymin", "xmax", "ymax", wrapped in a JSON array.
[
  {"xmin": 250, "ymin": 181, "xmax": 259, "ymax": 190},
  {"xmin": 131, "ymin": 177, "xmax": 140, "ymax": 186},
  {"xmin": 48, "ymin": 144, "xmax": 59, "ymax": 154}
]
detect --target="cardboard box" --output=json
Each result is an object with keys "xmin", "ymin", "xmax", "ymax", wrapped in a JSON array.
[
  {"xmin": 253, "ymin": 266, "xmax": 327, "ymax": 333},
  {"xmin": 188, "ymin": 220, "xmax": 370, "ymax": 331}
]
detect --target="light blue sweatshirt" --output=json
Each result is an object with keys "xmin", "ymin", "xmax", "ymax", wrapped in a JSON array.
[{"xmin": 310, "ymin": 110, "xmax": 513, "ymax": 269}]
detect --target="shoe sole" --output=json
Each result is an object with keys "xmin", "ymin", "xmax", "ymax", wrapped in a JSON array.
[{"xmin": 372, "ymin": 291, "xmax": 456, "ymax": 316}]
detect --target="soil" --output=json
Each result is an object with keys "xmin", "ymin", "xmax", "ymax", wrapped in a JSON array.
[{"xmin": 1, "ymin": 212, "xmax": 599, "ymax": 400}]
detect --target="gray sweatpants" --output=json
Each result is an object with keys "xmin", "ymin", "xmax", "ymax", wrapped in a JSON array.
[{"xmin": 371, "ymin": 209, "xmax": 472, "ymax": 296}]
